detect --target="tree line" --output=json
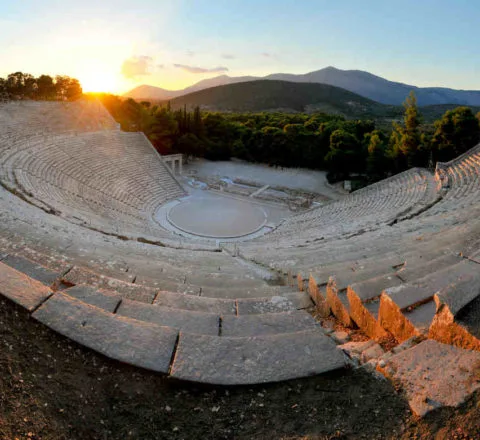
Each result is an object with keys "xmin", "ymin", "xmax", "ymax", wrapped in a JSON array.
[
  {"xmin": 96, "ymin": 92, "xmax": 480, "ymax": 185},
  {"xmin": 0, "ymin": 71, "xmax": 82, "ymax": 101}
]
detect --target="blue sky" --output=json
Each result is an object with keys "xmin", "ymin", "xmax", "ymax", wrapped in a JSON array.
[{"xmin": 0, "ymin": 0, "xmax": 479, "ymax": 92}]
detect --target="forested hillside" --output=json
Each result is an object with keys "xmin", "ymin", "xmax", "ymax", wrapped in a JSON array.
[
  {"xmin": 97, "ymin": 92, "xmax": 480, "ymax": 187},
  {"xmin": 166, "ymin": 80, "xmax": 399, "ymax": 118}
]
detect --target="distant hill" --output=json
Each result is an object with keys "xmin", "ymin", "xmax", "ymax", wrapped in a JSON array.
[
  {"xmin": 126, "ymin": 75, "xmax": 256, "ymax": 101},
  {"xmin": 265, "ymin": 67, "xmax": 480, "ymax": 107},
  {"xmin": 124, "ymin": 66, "xmax": 480, "ymax": 106},
  {"xmin": 125, "ymin": 85, "xmax": 179, "ymax": 100},
  {"xmin": 166, "ymin": 80, "xmax": 401, "ymax": 119}
]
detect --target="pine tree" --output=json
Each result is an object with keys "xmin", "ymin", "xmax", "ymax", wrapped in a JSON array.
[{"xmin": 389, "ymin": 91, "xmax": 422, "ymax": 169}]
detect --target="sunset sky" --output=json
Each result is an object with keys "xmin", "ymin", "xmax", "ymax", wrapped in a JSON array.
[{"xmin": 1, "ymin": 0, "xmax": 479, "ymax": 94}]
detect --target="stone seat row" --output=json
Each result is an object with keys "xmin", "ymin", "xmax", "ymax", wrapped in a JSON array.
[
  {"xmin": 0, "ymin": 254, "xmax": 347, "ymax": 385},
  {"xmin": 0, "ymin": 100, "xmax": 119, "ymax": 134},
  {"xmin": 248, "ymin": 169, "xmax": 437, "ymax": 246},
  {"xmin": 3, "ymin": 131, "xmax": 183, "ymax": 209},
  {"xmin": 0, "ymin": 241, "xmax": 302, "ymax": 302},
  {"xmin": 0, "ymin": 130, "xmax": 185, "ymax": 239},
  {"xmin": 239, "ymin": 151, "xmax": 480, "ymax": 264},
  {"xmin": 289, "ymin": 231, "xmax": 480, "ymax": 353},
  {"xmin": 255, "ymin": 211, "xmax": 479, "ymax": 298}
]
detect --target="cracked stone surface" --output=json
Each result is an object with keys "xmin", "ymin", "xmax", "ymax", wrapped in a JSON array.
[
  {"xmin": 171, "ymin": 330, "xmax": 346, "ymax": 385},
  {"xmin": 378, "ymin": 339, "xmax": 480, "ymax": 417}
]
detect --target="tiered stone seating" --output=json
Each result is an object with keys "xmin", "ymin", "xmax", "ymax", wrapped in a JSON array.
[
  {"xmin": 0, "ymin": 248, "xmax": 346, "ymax": 385},
  {"xmin": 239, "ymin": 168, "xmax": 440, "ymax": 263},
  {"xmin": 0, "ymin": 99, "xmax": 119, "ymax": 135},
  {"xmin": 1, "ymin": 98, "xmax": 480, "ymax": 386},
  {"xmin": 0, "ymin": 102, "xmax": 185, "ymax": 240},
  {"xmin": 255, "ymin": 145, "xmax": 480, "ymax": 354}
]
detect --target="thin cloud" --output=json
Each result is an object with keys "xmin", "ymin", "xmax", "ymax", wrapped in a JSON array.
[
  {"xmin": 221, "ymin": 54, "xmax": 235, "ymax": 59},
  {"xmin": 173, "ymin": 64, "xmax": 229, "ymax": 74},
  {"xmin": 121, "ymin": 55, "xmax": 153, "ymax": 78}
]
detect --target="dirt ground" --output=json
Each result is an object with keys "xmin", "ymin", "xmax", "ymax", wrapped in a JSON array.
[
  {"xmin": 183, "ymin": 158, "xmax": 341, "ymax": 199},
  {"xmin": 1, "ymin": 298, "xmax": 480, "ymax": 440}
]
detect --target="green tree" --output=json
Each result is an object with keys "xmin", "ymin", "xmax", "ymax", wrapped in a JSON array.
[
  {"xmin": 325, "ymin": 129, "xmax": 362, "ymax": 178},
  {"xmin": 65, "ymin": 78, "xmax": 82, "ymax": 100},
  {"xmin": 36, "ymin": 75, "xmax": 56, "ymax": 100},
  {"xmin": 365, "ymin": 130, "xmax": 388, "ymax": 179},
  {"xmin": 431, "ymin": 106, "xmax": 480, "ymax": 161},
  {"xmin": 177, "ymin": 133, "xmax": 204, "ymax": 159},
  {"xmin": 148, "ymin": 107, "xmax": 178, "ymax": 153},
  {"xmin": 389, "ymin": 91, "xmax": 422, "ymax": 169}
]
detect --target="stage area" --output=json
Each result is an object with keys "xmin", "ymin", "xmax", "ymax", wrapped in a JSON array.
[{"xmin": 167, "ymin": 197, "xmax": 268, "ymax": 238}]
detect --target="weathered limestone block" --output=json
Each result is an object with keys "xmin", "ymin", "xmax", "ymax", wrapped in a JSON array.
[
  {"xmin": 308, "ymin": 274, "xmax": 330, "ymax": 318},
  {"xmin": 237, "ymin": 293, "xmax": 312, "ymax": 314},
  {"xmin": 221, "ymin": 311, "xmax": 318, "ymax": 337},
  {"xmin": 0, "ymin": 261, "xmax": 52, "ymax": 311},
  {"xmin": 3, "ymin": 254, "xmax": 62, "ymax": 287},
  {"xmin": 382, "ymin": 260, "xmax": 480, "ymax": 343},
  {"xmin": 326, "ymin": 277, "xmax": 352, "ymax": 326},
  {"xmin": 64, "ymin": 285, "xmax": 121, "ymax": 313},
  {"xmin": 170, "ymin": 330, "xmax": 346, "ymax": 385},
  {"xmin": 33, "ymin": 293, "xmax": 178, "ymax": 373},
  {"xmin": 377, "ymin": 340, "xmax": 480, "ymax": 417},
  {"xmin": 117, "ymin": 299, "xmax": 220, "ymax": 336},
  {"xmin": 429, "ymin": 274, "xmax": 480, "ymax": 351},
  {"xmin": 297, "ymin": 271, "xmax": 305, "ymax": 291},
  {"xmin": 0, "ymin": 263, "xmax": 52, "ymax": 312},
  {"xmin": 63, "ymin": 266, "xmax": 157, "ymax": 303},
  {"xmin": 347, "ymin": 282, "xmax": 389, "ymax": 340},
  {"xmin": 154, "ymin": 290, "xmax": 236, "ymax": 315},
  {"xmin": 378, "ymin": 293, "xmax": 435, "ymax": 343}
]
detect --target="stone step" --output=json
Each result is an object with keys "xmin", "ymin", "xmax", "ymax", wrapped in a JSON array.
[
  {"xmin": 310, "ymin": 263, "xmax": 398, "ymax": 292},
  {"xmin": 308, "ymin": 273, "xmax": 330, "ymax": 318},
  {"xmin": 62, "ymin": 266, "xmax": 159, "ymax": 303},
  {"xmin": 63, "ymin": 285, "xmax": 121, "ymax": 313},
  {"xmin": 236, "ymin": 292, "xmax": 313, "ymax": 314},
  {"xmin": 325, "ymin": 277, "xmax": 352, "ymax": 327},
  {"xmin": 63, "ymin": 265, "xmax": 287, "ymax": 301},
  {"xmin": 342, "ymin": 258, "xmax": 470, "ymax": 342},
  {"xmin": 184, "ymin": 273, "xmax": 269, "ymax": 289},
  {"xmin": 2, "ymin": 254, "xmax": 66, "ymax": 287},
  {"xmin": 403, "ymin": 301, "xmax": 437, "ymax": 337},
  {"xmin": 429, "ymin": 271, "xmax": 480, "ymax": 350},
  {"xmin": 32, "ymin": 292, "xmax": 178, "ymax": 373},
  {"xmin": 154, "ymin": 290, "xmax": 236, "ymax": 315},
  {"xmin": 347, "ymin": 283, "xmax": 388, "ymax": 340},
  {"xmin": 116, "ymin": 299, "xmax": 220, "ymax": 336},
  {"xmin": 200, "ymin": 284, "xmax": 293, "ymax": 299},
  {"xmin": 379, "ymin": 293, "xmax": 436, "ymax": 343},
  {"xmin": 378, "ymin": 260, "xmax": 479, "ymax": 341},
  {"xmin": 395, "ymin": 253, "xmax": 462, "ymax": 283},
  {"xmin": 221, "ymin": 310, "xmax": 319, "ymax": 337},
  {"xmin": 0, "ymin": 261, "xmax": 52, "ymax": 311},
  {"xmin": 170, "ymin": 330, "xmax": 346, "ymax": 385},
  {"xmin": 384, "ymin": 259, "xmax": 478, "ymax": 311}
]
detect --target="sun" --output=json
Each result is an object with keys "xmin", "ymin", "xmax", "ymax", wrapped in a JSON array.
[{"xmin": 79, "ymin": 69, "xmax": 119, "ymax": 93}]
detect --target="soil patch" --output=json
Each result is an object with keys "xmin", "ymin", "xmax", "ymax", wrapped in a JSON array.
[{"xmin": 1, "ymin": 297, "xmax": 480, "ymax": 439}]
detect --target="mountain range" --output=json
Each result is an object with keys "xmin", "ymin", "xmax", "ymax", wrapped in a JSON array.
[{"xmin": 124, "ymin": 66, "xmax": 480, "ymax": 107}]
